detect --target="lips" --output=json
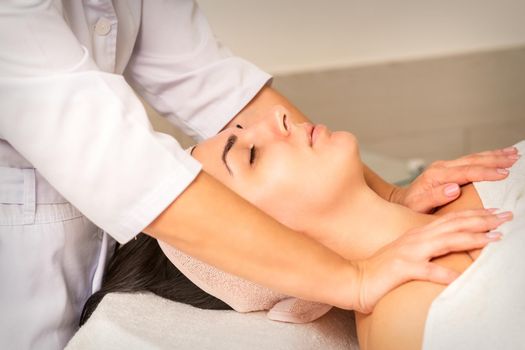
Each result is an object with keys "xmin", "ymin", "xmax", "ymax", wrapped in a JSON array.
[
  {"xmin": 311, "ymin": 124, "xmax": 330, "ymax": 146},
  {"xmin": 304, "ymin": 123, "xmax": 328, "ymax": 146}
]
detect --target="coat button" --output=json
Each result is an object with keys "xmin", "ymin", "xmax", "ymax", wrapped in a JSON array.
[{"xmin": 94, "ymin": 17, "xmax": 112, "ymax": 36}]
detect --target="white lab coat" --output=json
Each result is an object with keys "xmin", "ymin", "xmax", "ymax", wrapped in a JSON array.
[{"xmin": 0, "ymin": 0, "xmax": 271, "ymax": 348}]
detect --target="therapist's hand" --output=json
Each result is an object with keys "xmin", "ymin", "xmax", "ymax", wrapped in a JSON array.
[
  {"xmin": 352, "ymin": 209, "xmax": 512, "ymax": 314},
  {"xmin": 390, "ymin": 147, "xmax": 520, "ymax": 213}
]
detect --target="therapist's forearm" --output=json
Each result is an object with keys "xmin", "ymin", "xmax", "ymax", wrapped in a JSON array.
[
  {"xmin": 227, "ymin": 86, "xmax": 398, "ymax": 201},
  {"xmin": 144, "ymin": 171, "xmax": 359, "ymax": 310}
]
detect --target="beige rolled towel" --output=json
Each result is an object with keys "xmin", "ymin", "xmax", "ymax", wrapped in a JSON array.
[{"xmin": 158, "ymin": 241, "xmax": 333, "ymax": 323}]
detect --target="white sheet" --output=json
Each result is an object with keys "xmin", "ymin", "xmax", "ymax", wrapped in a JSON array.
[
  {"xmin": 423, "ymin": 140, "xmax": 525, "ymax": 349},
  {"xmin": 66, "ymin": 293, "xmax": 359, "ymax": 349}
]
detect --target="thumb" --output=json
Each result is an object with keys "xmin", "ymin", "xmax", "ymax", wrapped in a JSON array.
[
  {"xmin": 430, "ymin": 183, "xmax": 461, "ymax": 208},
  {"xmin": 420, "ymin": 263, "xmax": 460, "ymax": 285}
]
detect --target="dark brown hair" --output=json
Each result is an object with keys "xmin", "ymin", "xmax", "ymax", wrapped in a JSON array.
[{"xmin": 79, "ymin": 233, "xmax": 232, "ymax": 326}]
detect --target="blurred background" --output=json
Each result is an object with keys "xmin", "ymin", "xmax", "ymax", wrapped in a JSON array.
[{"xmin": 148, "ymin": 0, "xmax": 525, "ymax": 183}]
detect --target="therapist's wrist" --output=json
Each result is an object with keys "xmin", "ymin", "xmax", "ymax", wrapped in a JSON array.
[
  {"xmin": 223, "ymin": 86, "xmax": 271, "ymax": 130},
  {"xmin": 322, "ymin": 260, "xmax": 364, "ymax": 311}
]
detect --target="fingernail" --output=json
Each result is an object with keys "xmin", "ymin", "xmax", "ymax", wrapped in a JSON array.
[
  {"xmin": 508, "ymin": 154, "xmax": 521, "ymax": 160},
  {"xmin": 486, "ymin": 231, "xmax": 502, "ymax": 239},
  {"xmin": 486, "ymin": 208, "xmax": 499, "ymax": 213},
  {"xmin": 497, "ymin": 211, "xmax": 513, "ymax": 220},
  {"xmin": 503, "ymin": 147, "xmax": 517, "ymax": 154},
  {"xmin": 444, "ymin": 183, "xmax": 459, "ymax": 196},
  {"xmin": 496, "ymin": 168, "xmax": 509, "ymax": 175}
]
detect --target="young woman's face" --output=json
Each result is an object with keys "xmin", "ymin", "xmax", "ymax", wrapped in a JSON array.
[{"xmin": 192, "ymin": 106, "xmax": 364, "ymax": 230}]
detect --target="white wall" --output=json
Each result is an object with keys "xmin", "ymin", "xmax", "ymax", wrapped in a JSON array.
[{"xmin": 198, "ymin": 0, "xmax": 525, "ymax": 74}]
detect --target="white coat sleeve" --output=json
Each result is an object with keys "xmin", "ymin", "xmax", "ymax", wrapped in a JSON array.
[
  {"xmin": 0, "ymin": 1, "xmax": 201, "ymax": 243},
  {"xmin": 124, "ymin": 0, "xmax": 272, "ymax": 142}
]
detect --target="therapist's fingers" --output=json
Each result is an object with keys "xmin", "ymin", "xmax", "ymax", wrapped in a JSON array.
[
  {"xmin": 393, "ymin": 212, "xmax": 507, "ymax": 259},
  {"xmin": 436, "ymin": 147, "xmax": 520, "ymax": 169},
  {"xmin": 429, "ymin": 210, "xmax": 512, "ymax": 235},
  {"xmin": 401, "ymin": 147, "xmax": 520, "ymax": 213},
  {"xmin": 462, "ymin": 146, "xmax": 518, "ymax": 157},
  {"xmin": 477, "ymin": 146, "xmax": 518, "ymax": 155},
  {"xmin": 443, "ymin": 147, "xmax": 518, "ymax": 164},
  {"xmin": 354, "ymin": 210, "xmax": 507, "ymax": 314},
  {"xmin": 404, "ymin": 166, "xmax": 512, "ymax": 212},
  {"xmin": 425, "ymin": 208, "xmax": 498, "ymax": 229},
  {"xmin": 426, "ymin": 165, "xmax": 512, "ymax": 187},
  {"xmin": 429, "ymin": 230, "xmax": 503, "ymax": 257}
]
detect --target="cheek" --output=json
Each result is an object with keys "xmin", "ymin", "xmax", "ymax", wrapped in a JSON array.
[
  {"xmin": 252, "ymin": 136, "xmax": 360, "ymax": 224},
  {"xmin": 205, "ymin": 133, "xmax": 362, "ymax": 232},
  {"xmin": 241, "ymin": 159, "xmax": 310, "ymax": 229},
  {"xmin": 247, "ymin": 160, "xmax": 335, "ymax": 230}
]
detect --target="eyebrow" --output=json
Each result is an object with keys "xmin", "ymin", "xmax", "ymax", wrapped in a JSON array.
[{"xmin": 222, "ymin": 134, "xmax": 237, "ymax": 175}]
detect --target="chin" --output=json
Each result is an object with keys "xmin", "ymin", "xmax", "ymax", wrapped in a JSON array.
[
  {"xmin": 328, "ymin": 131, "xmax": 364, "ymax": 183},
  {"xmin": 330, "ymin": 131, "xmax": 360, "ymax": 158}
]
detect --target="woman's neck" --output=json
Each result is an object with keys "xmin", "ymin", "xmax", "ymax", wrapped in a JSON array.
[{"xmin": 304, "ymin": 185, "xmax": 434, "ymax": 260}]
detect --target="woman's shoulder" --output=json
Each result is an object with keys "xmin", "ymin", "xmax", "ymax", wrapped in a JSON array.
[
  {"xmin": 356, "ymin": 184, "xmax": 484, "ymax": 350},
  {"xmin": 356, "ymin": 252, "xmax": 472, "ymax": 350}
]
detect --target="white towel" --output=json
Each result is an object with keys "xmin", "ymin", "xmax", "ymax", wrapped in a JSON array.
[
  {"xmin": 423, "ymin": 140, "xmax": 525, "ymax": 349},
  {"xmin": 65, "ymin": 293, "xmax": 359, "ymax": 350}
]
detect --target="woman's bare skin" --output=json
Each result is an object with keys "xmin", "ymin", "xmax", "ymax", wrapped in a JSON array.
[
  {"xmin": 356, "ymin": 183, "xmax": 485, "ymax": 350},
  {"xmin": 189, "ymin": 106, "xmax": 515, "ymax": 346}
]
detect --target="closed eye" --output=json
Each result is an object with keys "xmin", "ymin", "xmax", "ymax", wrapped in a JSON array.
[{"xmin": 249, "ymin": 145, "xmax": 257, "ymax": 165}]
